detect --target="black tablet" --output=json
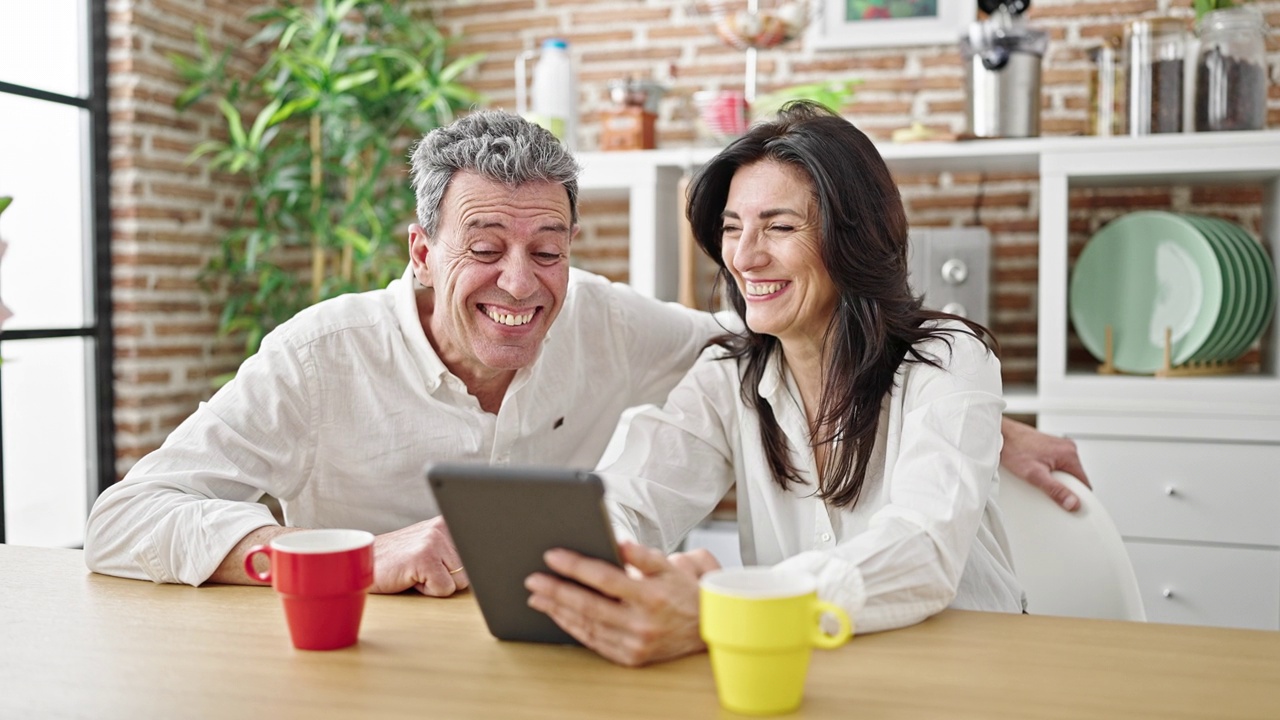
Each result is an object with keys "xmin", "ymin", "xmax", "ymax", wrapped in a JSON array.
[{"xmin": 426, "ymin": 463, "xmax": 623, "ymax": 644}]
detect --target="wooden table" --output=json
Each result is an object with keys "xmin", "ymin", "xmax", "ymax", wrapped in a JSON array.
[{"xmin": 3, "ymin": 545, "xmax": 1278, "ymax": 719}]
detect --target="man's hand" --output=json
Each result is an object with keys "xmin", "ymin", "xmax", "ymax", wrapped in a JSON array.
[
  {"xmin": 525, "ymin": 541, "xmax": 718, "ymax": 667},
  {"xmin": 208, "ymin": 519, "xmax": 467, "ymax": 594},
  {"xmin": 1000, "ymin": 417, "xmax": 1091, "ymax": 512},
  {"xmin": 370, "ymin": 516, "xmax": 470, "ymax": 596}
]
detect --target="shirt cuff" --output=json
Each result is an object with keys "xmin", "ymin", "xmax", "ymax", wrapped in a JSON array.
[
  {"xmin": 775, "ymin": 550, "xmax": 869, "ymax": 628},
  {"xmin": 130, "ymin": 505, "xmax": 279, "ymax": 587}
]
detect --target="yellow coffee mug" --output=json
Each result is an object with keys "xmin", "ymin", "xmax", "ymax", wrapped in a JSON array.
[{"xmin": 700, "ymin": 567, "xmax": 853, "ymax": 716}]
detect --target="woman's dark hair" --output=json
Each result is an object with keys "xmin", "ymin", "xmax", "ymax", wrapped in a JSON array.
[{"xmin": 686, "ymin": 101, "xmax": 997, "ymax": 509}]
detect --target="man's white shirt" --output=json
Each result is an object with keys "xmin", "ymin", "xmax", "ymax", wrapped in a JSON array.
[{"xmin": 85, "ymin": 267, "xmax": 719, "ymax": 585}]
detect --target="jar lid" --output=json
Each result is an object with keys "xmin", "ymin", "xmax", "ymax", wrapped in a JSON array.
[{"xmin": 1197, "ymin": 7, "xmax": 1268, "ymax": 35}]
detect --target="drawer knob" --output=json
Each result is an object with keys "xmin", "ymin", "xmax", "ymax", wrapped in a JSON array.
[
  {"xmin": 1162, "ymin": 588, "xmax": 1174, "ymax": 599},
  {"xmin": 1164, "ymin": 485, "xmax": 1176, "ymax": 496},
  {"xmin": 940, "ymin": 258, "xmax": 969, "ymax": 285}
]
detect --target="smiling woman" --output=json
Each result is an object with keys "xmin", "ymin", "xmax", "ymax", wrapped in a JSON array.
[
  {"xmin": 719, "ymin": 161, "xmax": 836, "ymax": 349},
  {"xmin": 526, "ymin": 102, "xmax": 1020, "ymax": 668}
]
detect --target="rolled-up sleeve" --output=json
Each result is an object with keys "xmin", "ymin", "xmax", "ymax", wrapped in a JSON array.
[{"xmin": 84, "ymin": 330, "xmax": 317, "ymax": 586}]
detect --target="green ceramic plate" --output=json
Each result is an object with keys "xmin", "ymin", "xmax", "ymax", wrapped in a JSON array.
[
  {"xmin": 1239, "ymin": 221, "xmax": 1275, "ymax": 346},
  {"xmin": 1182, "ymin": 215, "xmax": 1246, "ymax": 363},
  {"xmin": 1069, "ymin": 211, "xmax": 1223, "ymax": 374},
  {"xmin": 1196, "ymin": 217, "xmax": 1256, "ymax": 361},
  {"xmin": 1209, "ymin": 218, "xmax": 1275, "ymax": 360}
]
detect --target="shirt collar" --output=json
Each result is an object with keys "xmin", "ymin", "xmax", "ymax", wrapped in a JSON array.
[
  {"xmin": 392, "ymin": 265, "xmax": 448, "ymax": 393},
  {"xmin": 756, "ymin": 344, "xmax": 786, "ymax": 402},
  {"xmin": 756, "ymin": 345, "xmax": 809, "ymax": 438}
]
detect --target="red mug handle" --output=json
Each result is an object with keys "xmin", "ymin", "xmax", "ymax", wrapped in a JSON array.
[{"xmin": 244, "ymin": 545, "xmax": 272, "ymax": 583}]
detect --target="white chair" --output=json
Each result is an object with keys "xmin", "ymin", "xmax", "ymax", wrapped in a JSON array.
[{"xmin": 998, "ymin": 468, "xmax": 1147, "ymax": 621}]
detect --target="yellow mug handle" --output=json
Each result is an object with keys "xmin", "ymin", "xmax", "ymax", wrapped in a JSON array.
[{"xmin": 810, "ymin": 600, "xmax": 853, "ymax": 649}]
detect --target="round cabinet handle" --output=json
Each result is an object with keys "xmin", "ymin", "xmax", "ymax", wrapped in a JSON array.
[
  {"xmin": 1162, "ymin": 588, "xmax": 1174, "ymax": 599},
  {"xmin": 1164, "ymin": 485, "xmax": 1176, "ymax": 496},
  {"xmin": 941, "ymin": 302, "xmax": 969, "ymax": 318},
  {"xmin": 940, "ymin": 258, "xmax": 968, "ymax": 285}
]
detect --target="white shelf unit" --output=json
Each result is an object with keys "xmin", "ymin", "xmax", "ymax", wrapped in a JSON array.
[
  {"xmin": 581, "ymin": 131, "xmax": 1280, "ymax": 630},
  {"xmin": 1036, "ymin": 130, "xmax": 1280, "ymax": 425},
  {"xmin": 1032, "ymin": 130, "xmax": 1280, "ymax": 631}
]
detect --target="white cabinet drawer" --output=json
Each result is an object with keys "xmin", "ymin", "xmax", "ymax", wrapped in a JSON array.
[
  {"xmin": 1071, "ymin": 438, "xmax": 1280, "ymax": 546},
  {"xmin": 1125, "ymin": 541, "xmax": 1280, "ymax": 631}
]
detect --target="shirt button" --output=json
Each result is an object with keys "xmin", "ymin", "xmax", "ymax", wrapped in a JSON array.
[{"xmin": 821, "ymin": 533, "xmax": 832, "ymax": 542}]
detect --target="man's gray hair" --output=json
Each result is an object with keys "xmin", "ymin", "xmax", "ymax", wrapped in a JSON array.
[{"xmin": 409, "ymin": 110, "xmax": 581, "ymax": 236}]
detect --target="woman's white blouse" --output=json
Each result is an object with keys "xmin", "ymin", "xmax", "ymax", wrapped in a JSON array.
[{"xmin": 602, "ymin": 325, "xmax": 1024, "ymax": 633}]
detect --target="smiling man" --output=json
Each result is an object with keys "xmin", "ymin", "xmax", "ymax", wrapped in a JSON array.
[
  {"xmin": 409, "ymin": 171, "xmax": 574, "ymax": 413},
  {"xmin": 84, "ymin": 112, "xmax": 718, "ymax": 593},
  {"xmin": 85, "ymin": 111, "xmax": 1088, "ymax": 594}
]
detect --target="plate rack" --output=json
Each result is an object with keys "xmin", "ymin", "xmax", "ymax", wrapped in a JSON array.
[{"xmin": 1097, "ymin": 325, "xmax": 1242, "ymax": 378}]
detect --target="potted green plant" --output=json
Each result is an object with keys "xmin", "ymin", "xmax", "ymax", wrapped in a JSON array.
[{"xmin": 172, "ymin": 1, "xmax": 484, "ymax": 367}]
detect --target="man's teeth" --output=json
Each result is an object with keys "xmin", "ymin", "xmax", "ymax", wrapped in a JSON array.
[
  {"xmin": 484, "ymin": 308, "xmax": 535, "ymax": 326},
  {"xmin": 747, "ymin": 281, "xmax": 785, "ymax": 296}
]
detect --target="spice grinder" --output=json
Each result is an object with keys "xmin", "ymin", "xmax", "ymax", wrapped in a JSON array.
[{"xmin": 961, "ymin": 0, "xmax": 1048, "ymax": 138}]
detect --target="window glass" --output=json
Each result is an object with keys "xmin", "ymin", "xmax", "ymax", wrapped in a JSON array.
[
  {"xmin": 0, "ymin": 1, "xmax": 85, "ymax": 97},
  {"xmin": 2, "ymin": 336, "xmax": 93, "ymax": 547},
  {"xmin": 0, "ymin": 94, "xmax": 89, "ymax": 330}
]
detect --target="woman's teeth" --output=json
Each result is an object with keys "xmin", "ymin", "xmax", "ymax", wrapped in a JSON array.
[{"xmin": 746, "ymin": 281, "xmax": 785, "ymax": 296}]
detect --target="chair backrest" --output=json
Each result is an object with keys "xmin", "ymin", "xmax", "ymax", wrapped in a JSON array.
[{"xmin": 998, "ymin": 468, "xmax": 1147, "ymax": 622}]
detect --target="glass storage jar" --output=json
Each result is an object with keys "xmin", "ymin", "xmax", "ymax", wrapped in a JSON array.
[
  {"xmin": 1124, "ymin": 17, "xmax": 1187, "ymax": 134},
  {"xmin": 1195, "ymin": 8, "xmax": 1268, "ymax": 132},
  {"xmin": 1087, "ymin": 38, "xmax": 1122, "ymax": 136}
]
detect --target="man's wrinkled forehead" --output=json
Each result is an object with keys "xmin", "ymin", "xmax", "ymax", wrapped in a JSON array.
[
  {"xmin": 441, "ymin": 173, "xmax": 572, "ymax": 227},
  {"xmin": 461, "ymin": 213, "xmax": 571, "ymax": 236}
]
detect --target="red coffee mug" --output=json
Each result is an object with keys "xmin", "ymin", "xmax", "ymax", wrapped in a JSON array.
[{"xmin": 244, "ymin": 529, "xmax": 375, "ymax": 650}]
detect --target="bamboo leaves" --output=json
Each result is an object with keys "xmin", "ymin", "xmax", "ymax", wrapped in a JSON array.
[{"xmin": 171, "ymin": 1, "xmax": 484, "ymax": 361}]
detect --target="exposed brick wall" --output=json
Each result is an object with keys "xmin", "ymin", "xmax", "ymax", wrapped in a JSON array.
[
  {"xmin": 107, "ymin": 0, "xmax": 262, "ymax": 476},
  {"xmin": 107, "ymin": 0, "xmax": 1280, "ymax": 477},
  {"xmin": 440, "ymin": 0, "xmax": 1280, "ymax": 143}
]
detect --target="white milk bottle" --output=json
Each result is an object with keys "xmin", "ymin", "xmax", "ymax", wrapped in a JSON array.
[{"xmin": 529, "ymin": 38, "xmax": 577, "ymax": 150}]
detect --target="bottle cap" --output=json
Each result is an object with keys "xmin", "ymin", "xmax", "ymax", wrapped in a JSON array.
[{"xmin": 543, "ymin": 38, "xmax": 568, "ymax": 49}]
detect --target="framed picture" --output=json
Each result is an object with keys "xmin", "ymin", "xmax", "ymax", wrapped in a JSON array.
[{"xmin": 807, "ymin": 0, "xmax": 976, "ymax": 50}]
